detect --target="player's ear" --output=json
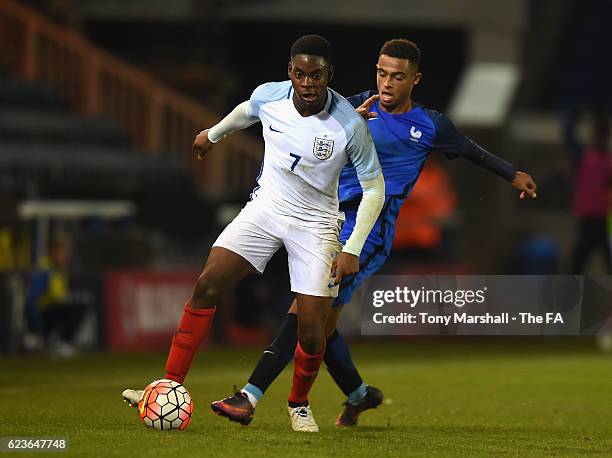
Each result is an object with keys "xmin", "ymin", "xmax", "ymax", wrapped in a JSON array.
[
  {"xmin": 414, "ymin": 72, "xmax": 422, "ymax": 86},
  {"xmin": 287, "ymin": 61, "xmax": 293, "ymax": 79}
]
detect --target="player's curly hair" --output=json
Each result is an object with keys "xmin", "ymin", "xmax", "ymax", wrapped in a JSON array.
[
  {"xmin": 290, "ymin": 35, "xmax": 334, "ymax": 64},
  {"xmin": 380, "ymin": 39, "xmax": 421, "ymax": 69}
]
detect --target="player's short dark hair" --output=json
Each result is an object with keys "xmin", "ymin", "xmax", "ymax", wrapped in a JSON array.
[
  {"xmin": 380, "ymin": 39, "xmax": 421, "ymax": 69},
  {"xmin": 290, "ymin": 35, "xmax": 333, "ymax": 64}
]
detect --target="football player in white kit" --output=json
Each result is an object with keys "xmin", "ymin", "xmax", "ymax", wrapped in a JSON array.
[{"xmin": 122, "ymin": 35, "xmax": 384, "ymax": 432}]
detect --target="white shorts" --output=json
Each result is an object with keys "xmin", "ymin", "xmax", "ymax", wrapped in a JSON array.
[{"xmin": 213, "ymin": 201, "xmax": 342, "ymax": 297}]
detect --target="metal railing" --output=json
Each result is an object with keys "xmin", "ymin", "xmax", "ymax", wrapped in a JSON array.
[{"xmin": 0, "ymin": 0, "xmax": 262, "ymax": 197}]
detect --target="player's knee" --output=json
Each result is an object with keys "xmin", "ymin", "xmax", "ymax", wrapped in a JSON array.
[
  {"xmin": 298, "ymin": 323, "xmax": 325, "ymax": 354},
  {"xmin": 190, "ymin": 272, "xmax": 223, "ymax": 309}
]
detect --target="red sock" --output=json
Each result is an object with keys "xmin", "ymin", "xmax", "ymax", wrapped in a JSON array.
[
  {"xmin": 288, "ymin": 340, "xmax": 326, "ymax": 404},
  {"xmin": 164, "ymin": 302, "xmax": 215, "ymax": 384}
]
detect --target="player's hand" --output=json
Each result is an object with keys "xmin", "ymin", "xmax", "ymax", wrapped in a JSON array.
[
  {"xmin": 512, "ymin": 171, "xmax": 538, "ymax": 199},
  {"xmin": 356, "ymin": 94, "xmax": 379, "ymax": 120},
  {"xmin": 330, "ymin": 252, "xmax": 360, "ymax": 287},
  {"xmin": 193, "ymin": 129, "xmax": 214, "ymax": 159}
]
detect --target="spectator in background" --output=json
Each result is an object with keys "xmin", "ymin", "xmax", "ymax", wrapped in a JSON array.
[
  {"xmin": 25, "ymin": 232, "xmax": 86, "ymax": 357},
  {"xmin": 565, "ymin": 108, "xmax": 612, "ymax": 274}
]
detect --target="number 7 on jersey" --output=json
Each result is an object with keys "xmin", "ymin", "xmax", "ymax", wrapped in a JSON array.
[{"xmin": 289, "ymin": 153, "xmax": 302, "ymax": 172}]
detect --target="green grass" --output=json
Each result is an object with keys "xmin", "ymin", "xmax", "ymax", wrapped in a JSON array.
[{"xmin": 1, "ymin": 339, "xmax": 611, "ymax": 457}]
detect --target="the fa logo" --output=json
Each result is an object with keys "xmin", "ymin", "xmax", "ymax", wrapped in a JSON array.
[
  {"xmin": 410, "ymin": 126, "xmax": 422, "ymax": 142},
  {"xmin": 313, "ymin": 137, "xmax": 334, "ymax": 160}
]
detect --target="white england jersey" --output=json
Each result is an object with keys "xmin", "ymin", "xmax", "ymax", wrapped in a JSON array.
[{"xmin": 246, "ymin": 80, "xmax": 381, "ymax": 224}]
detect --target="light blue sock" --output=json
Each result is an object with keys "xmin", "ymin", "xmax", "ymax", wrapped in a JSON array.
[
  {"xmin": 242, "ymin": 383, "xmax": 263, "ymax": 402},
  {"xmin": 347, "ymin": 383, "xmax": 367, "ymax": 406}
]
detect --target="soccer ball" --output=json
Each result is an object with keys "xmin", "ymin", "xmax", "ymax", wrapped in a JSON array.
[{"xmin": 138, "ymin": 379, "xmax": 193, "ymax": 431}]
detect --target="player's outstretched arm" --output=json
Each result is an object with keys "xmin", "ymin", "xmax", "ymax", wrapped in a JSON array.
[
  {"xmin": 434, "ymin": 114, "xmax": 539, "ymax": 200},
  {"xmin": 461, "ymin": 144, "xmax": 538, "ymax": 200},
  {"xmin": 193, "ymin": 101, "xmax": 259, "ymax": 159}
]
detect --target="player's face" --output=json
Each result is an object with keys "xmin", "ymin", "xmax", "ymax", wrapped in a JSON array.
[
  {"xmin": 376, "ymin": 54, "xmax": 421, "ymax": 113},
  {"xmin": 288, "ymin": 54, "xmax": 332, "ymax": 114}
]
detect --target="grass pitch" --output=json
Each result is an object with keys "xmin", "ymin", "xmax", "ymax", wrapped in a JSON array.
[{"xmin": 1, "ymin": 339, "xmax": 611, "ymax": 457}]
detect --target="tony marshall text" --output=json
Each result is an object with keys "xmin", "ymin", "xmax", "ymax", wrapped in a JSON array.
[{"xmin": 372, "ymin": 312, "xmax": 564, "ymax": 325}]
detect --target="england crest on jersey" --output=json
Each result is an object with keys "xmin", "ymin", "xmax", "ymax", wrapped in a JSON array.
[{"xmin": 313, "ymin": 137, "xmax": 334, "ymax": 160}]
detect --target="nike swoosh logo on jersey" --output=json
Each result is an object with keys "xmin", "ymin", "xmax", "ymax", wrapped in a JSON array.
[{"xmin": 269, "ymin": 125, "xmax": 283, "ymax": 133}]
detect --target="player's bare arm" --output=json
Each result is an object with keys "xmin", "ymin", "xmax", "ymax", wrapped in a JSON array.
[
  {"xmin": 331, "ymin": 252, "xmax": 360, "ymax": 285},
  {"xmin": 356, "ymin": 94, "xmax": 379, "ymax": 120},
  {"xmin": 193, "ymin": 129, "xmax": 214, "ymax": 159},
  {"xmin": 512, "ymin": 171, "xmax": 538, "ymax": 199}
]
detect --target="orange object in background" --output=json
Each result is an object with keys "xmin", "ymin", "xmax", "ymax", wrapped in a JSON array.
[{"xmin": 392, "ymin": 158, "xmax": 457, "ymax": 250}]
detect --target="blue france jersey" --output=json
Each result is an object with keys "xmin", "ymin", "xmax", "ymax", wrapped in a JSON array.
[
  {"xmin": 340, "ymin": 90, "xmax": 469, "ymax": 201},
  {"xmin": 334, "ymin": 91, "xmax": 516, "ymax": 307}
]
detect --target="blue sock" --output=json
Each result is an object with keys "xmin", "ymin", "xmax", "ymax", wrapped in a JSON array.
[
  {"xmin": 242, "ymin": 383, "xmax": 263, "ymax": 403},
  {"xmin": 324, "ymin": 329, "xmax": 364, "ymax": 399},
  {"xmin": 348, "ymin": 383, "xmax": 367, "ymax": 405}
]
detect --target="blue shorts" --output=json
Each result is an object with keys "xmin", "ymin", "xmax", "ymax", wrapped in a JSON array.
[{"xmin": 334, "ymin": 196, "xmax": 404, "ymax": 307}]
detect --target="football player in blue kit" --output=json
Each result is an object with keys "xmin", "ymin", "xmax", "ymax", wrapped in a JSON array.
[{"xmin": 211, "ymin": 38, "xmax": 537, "ymax": 428}]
